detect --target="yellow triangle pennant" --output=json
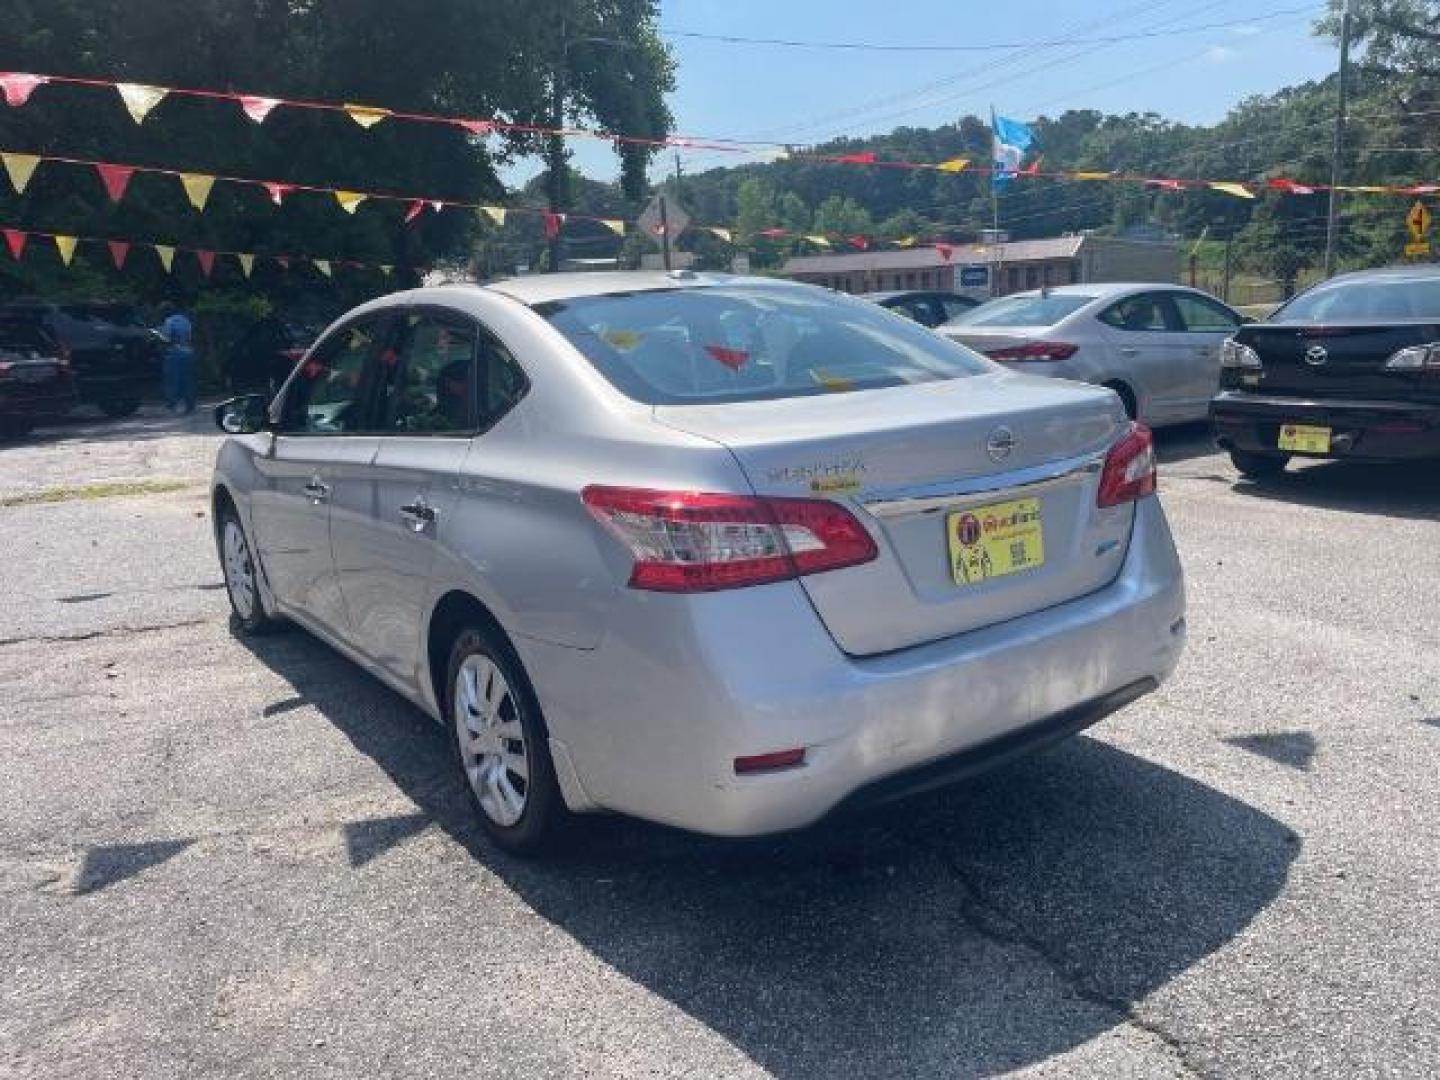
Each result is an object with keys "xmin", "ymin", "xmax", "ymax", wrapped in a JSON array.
[
  {"xmin": 1071, "ymin": 171, "xmax": 1112, "ymax": 181},
  {"xmin": 179, "ymin": 173, "xmax": 216, "ymax": 211},
  {"xmin": 54, "ymin": 234, "xmax": 78, "ymax": 266},
  {"xmin": 344, "ymin": 104, "xmax": 391, "ymax": 129},
  {"xmin": 2, "ymin": 152, "xmax": 40, "ymax": 194},
  {"xmin": 602, "ymin": 218, "xmax": 625, "ymax": 236},
  {"xmin": 480, "ymin": 206, "xmax": 507, "ymax": 226},
  {"xmin": 335, "ymin": 191, "xmax": 367, "ymax": 214},
  {"xmin": 313, "ymin": 259, "xmax": 332, "ymax": 278},
  {"xmin": 805, "ymin": 235, "xmax": 832, "ymax": 248},
  {"xmin": 116, "ymin": 83, "xmax": 168, "ymax": 124},
  {"xmin": 894, "ymin": 236, "xmax": 918, "ymax": 248},
  {"xmin": 154, "ymin": 244, "xmax": 175, "ymax": 273},
  {"xmin": 935, "ymin": 158, "xmax": 970, "ymax": 173},
  {"xmin": 707, "ymin": 227, "xmax": 732, "ymax": 242},
  {"xmin": 237, "ymin": 253, "xmax": 255, "ymax": 278},
  {"xmin": 1210, "ymin": 182, "xmax": 1255, "ymax": 199}
]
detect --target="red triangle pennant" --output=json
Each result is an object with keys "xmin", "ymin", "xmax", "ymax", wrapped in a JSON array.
[
  {"xmin": 95, "ymin": 163, "xmax": 135, "ymax": 204},
  {"xmin": 1, "ymin": 73, "xmax": 48, "ymax": 108},
  {"xmin": 934, "ymin": 242, "xmax": 954, "ymax": 262},
  {"xmin": 543, "ymin": 212, "xmax": 564, "ymax": 239},
  {"xmin": 835, "ymin": 151, "xmax": 877, "ymax": 165},
  {"xmin": 274, "ymin": 255, "xmax": 290, "ymax": 270},
  {"xmin": 2, "ymin": 228, "xmax": 26, "ymax": 260},
  {"xmin": 262, "ymin": 182, "xmax": 295, "ymax": 206},
  {"xmin": 1267, "ymin": 178, "xmax": 1316, "ymax": 196},
  {"xmin": 456, "ymin": 119, "xmax": 495, "ymax": 136},
  {"xmin": 196, "ymin": 249, "xmax": 216, "ymax": 277},
  {"xmin": 404, "ymin": 199, "xmax": 425, "ymax": 224},
  {"xmin": 107, "ymin": 240, "xmax": 130, "ymax": 270},
  {"xmin": 757, "ymin": 228, "xmax": 788, "ymax": 238},
  {"xmin": 847, "ymin": 235, "xmax": 870, "ymax": 251}
]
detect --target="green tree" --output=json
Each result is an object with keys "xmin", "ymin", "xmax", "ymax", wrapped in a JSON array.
[{"xmin": 812, "ymin": 195, "xmax": 872, "ymax": 237}]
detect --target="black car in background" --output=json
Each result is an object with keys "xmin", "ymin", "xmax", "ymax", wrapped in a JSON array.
[
  {"xmin": 1211, "ymin": 265, "xmax": 1440, "ymax": 477},
  {"xmin": 863, "ymin": 290, "xmax": 980, "ymax": 329},
  {"xmin": 0, "ymin": 317, "xmax": 77, "ymax": 439},
  {"xmin": 223, "ymin": 316, "xmax": 316, "ymax": 393},
  {"xmin": 0, "ymin": 300, "xmax": 162, "ymax": 418}
]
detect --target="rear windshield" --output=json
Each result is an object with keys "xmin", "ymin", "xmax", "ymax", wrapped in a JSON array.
[
  {"xmin": 536, "ymin": 285, "xmax": 989, "ymax": 405},
  {"xmin": 1275, "ymin": 276, "xmax": 1440, "ymax": 321},
  {"xmin": 947, "ymin": 293, "xmax": 1095, "ymax": 328}
]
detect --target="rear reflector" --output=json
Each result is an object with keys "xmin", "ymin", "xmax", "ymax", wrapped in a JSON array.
[
  {"xmin": 582, "ymin": 486, "xmax": 877, "ymax": 593},
  {"xmin": 985, "ymin": 341, "xmax": 1079, "ymax": 362},
  {"xmin": 734, "ymin": 748, "xmax": 806, "ymax": 774},
  {"xmin": 1097, "ymin": 423, "xmax": 1157, "ymax": 508}
]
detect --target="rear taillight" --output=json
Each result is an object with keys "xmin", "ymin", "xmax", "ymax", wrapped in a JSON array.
[
  {"xmin": 1097, "ymin": 423, "xmax": 1157, "ymax": 508},
  {"xmin": 1384, "ymin": 343, "xmax": 1440, "ymax": 371},
  {"xmin": 985, "ymin": 341, "xmax": 1079, "ymax": 362},
  {"xmin": 581, "ymin": 486, "xmax": 878, "ymax": 593},
  {"xmin": 57, "ymin": 344, "xmax": 73, "ymax": 369},
  {"xmin": 1220, "ymin": 338, "xmax": 1260, "ymax": 368}
]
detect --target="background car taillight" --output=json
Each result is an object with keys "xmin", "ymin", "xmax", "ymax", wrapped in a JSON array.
[
  {"xmin": 1220, "ymin": 338, "xmax": 1261, "ymax": 368},
  {"xmin": 582, "ymin": 486, "xmax": 878, "ymax": 592},
  {"xmin": 56, "ymin": 343, "xmax": 72, "ymax": 369},
  {"xmin": 1097, "ymin": 423, "xmax": 1157, "ymax": 508},
  {"xmin": 1383, "ymin": 343, "xmax": 1440, "ymax": 371},
  {"xmin": 984, "ymin": 342, "xmax": 1079, "ymax": 362}
]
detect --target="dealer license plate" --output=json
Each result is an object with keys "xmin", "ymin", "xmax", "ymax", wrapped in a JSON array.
[
  {"xmin": 1278, "ymin": 424, "xmax": 1331, "ymax": 454},
  {"xmin": 948, "ymin": 497, "xmax": 1045, "ymax": 587}
]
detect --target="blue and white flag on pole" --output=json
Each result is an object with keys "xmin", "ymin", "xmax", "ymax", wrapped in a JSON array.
[{"xmin": 991, "ymin": 112, "xmax": 1035, "ymax": 192}]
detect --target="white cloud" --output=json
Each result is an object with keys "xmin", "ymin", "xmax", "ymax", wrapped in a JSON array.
[
  {"xmin": 1230, "ymin": 24, "xmax": 1263, "ymax": 37},
  {"xmin": 1205, "ymin": 44, "xmax": 1240, "ymax": 64}
]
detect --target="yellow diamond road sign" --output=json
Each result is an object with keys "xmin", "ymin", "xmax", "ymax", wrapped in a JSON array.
[{"xmin": 1407, "ymin": 201, "xmax": 1431, "ymax": 241}]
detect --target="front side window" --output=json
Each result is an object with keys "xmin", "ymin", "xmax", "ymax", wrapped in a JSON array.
[
  {"xmin": 537, "ymin": 285, "xmax": 989, "ymax": 406},
  {"xmin": 1171, "ymin": 294, "xmax": 1240, "ymax": 332},
  {"xmin": 278, "ymin": 317, "xmax": 387, "ymax": 434}
]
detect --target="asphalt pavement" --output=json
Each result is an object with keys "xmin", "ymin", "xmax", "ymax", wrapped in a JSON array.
[{"xmin": 1, "ymin": 407, "xmax": 1437, "ymax": 1078}]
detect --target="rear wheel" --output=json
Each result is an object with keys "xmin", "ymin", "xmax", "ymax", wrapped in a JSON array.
[
  {"xmin": 1102, "ymin": 381, "xmax": 1138, "ymax": 421},
  {"xmin": 98, "ymin": 397, "xmax": 140, "ymax": 419},
  {"xmin": 1230, "ymin": 449, "xmax": 1290, "ymax": 478},
  {"xmin": 446, "ymin": 627, "xmax": 565, "ymax": 854},
  {"xmin": 219, "ymin": 509, "xmax": 281, "ymax": 634}
]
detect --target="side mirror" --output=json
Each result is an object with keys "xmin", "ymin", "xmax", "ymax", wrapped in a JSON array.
[{"xmin": 215, "ymin": 394, "xmax": 269, "ymax": 435}]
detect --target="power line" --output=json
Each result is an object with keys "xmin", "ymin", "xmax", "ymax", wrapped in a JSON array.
[{"xmin": 661, "ymin": 5, "xmax": 1319, "ymax": 53}]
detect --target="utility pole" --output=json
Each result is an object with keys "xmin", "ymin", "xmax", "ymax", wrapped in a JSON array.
[
  {"xmin": 1324, "ymin": 0, "xmax": 1357, "ymax": 279},
  {"xmin": 1222, "ymin": 232, "xmax": 1234, "ymax": 304},
  {"xmin": 546, "ymin": 17, "xmax": 568, "ymax": 274}
]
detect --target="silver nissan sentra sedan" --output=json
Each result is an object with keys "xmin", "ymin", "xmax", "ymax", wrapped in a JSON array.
[{"xmin": 212, "ymin": 272, "xmax": 1186, "ymax": 853}]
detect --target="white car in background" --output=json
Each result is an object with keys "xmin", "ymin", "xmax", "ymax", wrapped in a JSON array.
[{"xmin": 939, "ymin": 283, "xmax": 1245, "ymax": 426}]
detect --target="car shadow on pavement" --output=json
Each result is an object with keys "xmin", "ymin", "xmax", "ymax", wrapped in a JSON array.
[
  {"xmin": 236, "ymin": 627, "xmax": 1298, "ymax": 1077},
  {"xmin": 1151, "ymin": 420, "xmax": 1217, "ymax": 465},
  {"xmin": 1232, "ymin": 459, "xmax": 1440, "ymax": 521}
]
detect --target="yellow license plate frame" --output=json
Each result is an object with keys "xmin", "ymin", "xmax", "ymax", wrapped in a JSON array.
[
  {"xmin": 948, "ymin": 497, "xmax": 1045, "ymax": 587},
  {"xmin": 1278, "ymin": 423, "xmax": 1331, "ymax": 454}
]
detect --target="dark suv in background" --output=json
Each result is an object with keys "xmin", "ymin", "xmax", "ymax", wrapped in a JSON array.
[
  {"xmin": 222, "ymin": 315, "xmax": 316, "ymax": 394},
  {"xmin": 0, "ymin": 301, "xmax": 162, "ymax": 418},
  {"xmin": 0, "ymin": 317, "xmax": 77, "ymax": 438}
]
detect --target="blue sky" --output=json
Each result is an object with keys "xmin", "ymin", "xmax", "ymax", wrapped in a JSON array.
[{"xmin": 518, "ymin": 0, "xmax": 1341, "ymax": 185}]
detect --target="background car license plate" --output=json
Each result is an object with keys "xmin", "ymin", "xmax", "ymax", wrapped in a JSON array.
[
  {"xmin": 1278, "ymin": 424, "xmax": 1331, "ymax": 454},
  {"xmin": 948, "ymin": 497, "xmax": 1045, "ymax": 587}
]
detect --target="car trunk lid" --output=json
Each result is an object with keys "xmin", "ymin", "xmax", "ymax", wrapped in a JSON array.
[
  {"xmin": 654, "ymin": 372, "xmax": 1135, "ymax": 656},
  {"xmin": 1237, "ymin": 321, "xmax": 1440, "ymax": 399}
]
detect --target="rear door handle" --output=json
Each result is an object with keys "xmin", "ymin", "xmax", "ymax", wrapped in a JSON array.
[
  {"xmin": 400, "ymin": 497, "xmax": 438, "ymax": 532},
  {"xmin": 303, "ymin": 477, "xmax": 330, "ymax": 503}
]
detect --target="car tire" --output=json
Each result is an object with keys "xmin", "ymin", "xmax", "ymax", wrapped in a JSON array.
[
  {"xmin": 1102, "ymin": 381, "xmax": 1138, "ymax": 421},
  {"xmin": 99, "ymin": 397, "xmax": 141, "ymax": 419},
  {"xmin": 218, "ymin": 508, "xmax": 282, "ymax": 634},
  {"xmin": 446, "ymin": 626, "xmax": 566, "ymax": 855},
  {"xmin": 1230, "ymin": 449, "xmax": 1290, "ymax": 478}
]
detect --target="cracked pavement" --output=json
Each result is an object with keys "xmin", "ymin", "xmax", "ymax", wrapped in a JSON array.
[{"xmin": 1, "ymin": 407, "xmax": 1438, "ymax": 1078}]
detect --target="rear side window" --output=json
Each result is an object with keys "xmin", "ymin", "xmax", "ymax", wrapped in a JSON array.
[
  {"xmin": 1098, "ymin": 294, "xmax": 1175, "ymax": 332},
  {"xmin": 1275, "ymin": 276, "xmax": 1440, "ymax": 321},
  {"xmin": 381, "ymin": 314, "xmax": 480, "ymax": 433},
  {"xmin": 951, "ymin": 294, "xmax": 1094, "ymax": 327},
  {"xmin": 537, "ymin": 285, "xmax": 987, "ymax": 405}
]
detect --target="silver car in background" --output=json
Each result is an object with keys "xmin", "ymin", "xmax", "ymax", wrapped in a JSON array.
[
  {"xmin": 212, "ymin": 273, "xmax": 1186, "ymax": 853},
  {"xmin": 939, "ymin": 283, "xmax": 1244, "ymax": 425}
]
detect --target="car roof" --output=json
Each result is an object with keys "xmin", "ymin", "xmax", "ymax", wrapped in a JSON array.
[
  {"xmin": 987, "ymin": 282, "xmax": 1231, "ymax": 303},
  {"xmin": 1316, "ymin": 264, "xmax": 1440, "ymax": 283},
  {"xmin": 863, "ymin": 290, "xmax": 969, "ymax": 301},
  {"xmin": 479, "ymin": 271, "xmax": 814, "ymax": 307}
]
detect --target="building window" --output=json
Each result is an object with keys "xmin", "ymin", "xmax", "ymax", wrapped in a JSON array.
[{"xmin": 1025, "ymin": 266, "xmax": 1040, "ymax": 289}]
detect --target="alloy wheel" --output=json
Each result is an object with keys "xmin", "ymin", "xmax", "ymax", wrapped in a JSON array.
[
  {"xmin": 454, "ymin": 654, "xmax": 530, "ymax": 827},
  {"xmin": 222, "ymin": 519, "xmax": 257, "ymax": 621}
]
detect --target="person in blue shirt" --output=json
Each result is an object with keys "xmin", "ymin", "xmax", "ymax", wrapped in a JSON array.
[{"xmin": 156, "ymin": 302, "xmax": 196, "ymax": 414}]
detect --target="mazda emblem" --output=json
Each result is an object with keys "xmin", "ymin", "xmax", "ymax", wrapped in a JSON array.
[
  {"xmin": 1304, "ymin": 344, "xmax": 1328, "ymax": 366},
  {"xmin": 985, "ymin": 426, "xmax": 1016, "ymax": 462}
]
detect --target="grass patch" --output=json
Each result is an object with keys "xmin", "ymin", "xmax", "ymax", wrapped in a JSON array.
[{"xmin": 0, "ymin": 478, "xmax": 194, "ymax": 508}]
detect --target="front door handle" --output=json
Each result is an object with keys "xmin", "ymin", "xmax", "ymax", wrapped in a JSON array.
[
  {"xmin": 303, "ymin": 477, "xmax": 330, "ymax": 503},
  {"xmin": 1120, "ymin": 347, "xmax": 1140, "ymax": 358},
  {"xmin": 400, "ymin": 497, "xmax": 438, "ymax": 532}
]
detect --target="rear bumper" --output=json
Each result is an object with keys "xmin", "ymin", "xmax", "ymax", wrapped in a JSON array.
[
  {"xmin": 517, "ymin": 496, "xmax": 1186, "ymax": 837},
  {"xmin": 1211, "ymin": 390, "xmax": 1440, "ymax": 461},
  {"xmin": 0, "ymin": 381, "xmax": 78, "ymax": 420}
]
